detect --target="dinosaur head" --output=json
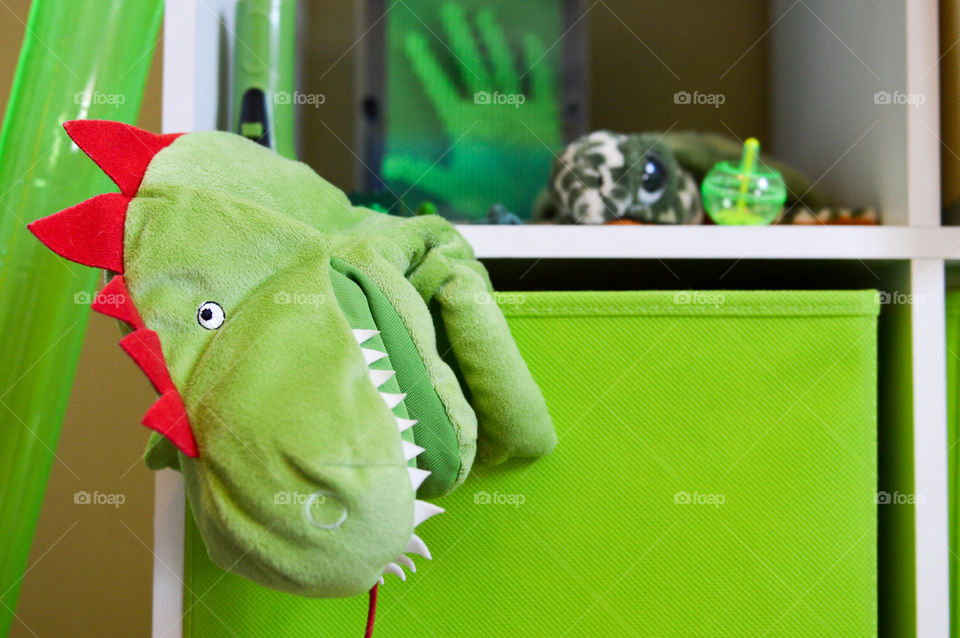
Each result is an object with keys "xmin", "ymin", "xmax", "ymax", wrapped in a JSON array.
[
  {"xmin": 29, "ymin": 121, "xmax": 440, "ymax": 597},
  {"xmin": 550, "ymin": 131, "xmax": 703, "ymax": 224}
]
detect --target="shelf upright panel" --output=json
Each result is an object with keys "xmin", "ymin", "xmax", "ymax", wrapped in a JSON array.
[
  {"xmin": 911, "ymin": 258, "xmax": 951, "ymax": 638},
  {"xmin": 155, "ymin": 1, "xmax": 233, "ymax": 637}
]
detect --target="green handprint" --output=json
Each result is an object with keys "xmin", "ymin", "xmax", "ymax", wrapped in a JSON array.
[{"xmin": 382, "ymin": 2, "xmax": 563, "ymax": 220}]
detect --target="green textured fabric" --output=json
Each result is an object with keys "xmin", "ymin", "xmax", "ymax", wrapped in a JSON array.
[
  {"xmin": 182, "ymin": 289, "xmax": 878, "ymax": 637},
  {"xmin": 331, "ymin": 258, "xmax": 461, "ymax": 497},
  {"xmin": 947, "ymin": 292, "xmax": 960, "ymax": 636},
  {"xmin": 327, "ymin": 263, "xmax": 415, "ymax": 448}
]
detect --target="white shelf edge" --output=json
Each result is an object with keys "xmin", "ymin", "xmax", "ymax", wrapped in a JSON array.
[
  {"xmin": 910, "ymin": 260, "xmax": 951, "ymax": 637},
  {"xmin": 457, "ymin": 225, "xmax": 960, "ymax": 260},
  {"xmin": 152, "ymin": 470, "xmax": 186, "ymax": 638}
]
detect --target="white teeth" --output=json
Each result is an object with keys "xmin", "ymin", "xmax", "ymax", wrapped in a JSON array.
[
  {"xmin": 362, "ymin": 348, "xmax": 387, "ymax": 365},
  {"xmin": 407, "ymin": 467, "xmax": 431, "ymax": 490},
  {"xmin": 395, "ymin": 555, "xmax": 416, "ymax": 573},
  {"xmin": 353, "ymin": 329, "xmax": 379, "ymax": 344},
  {"xmin": 368, "ymin": 369, "xmax": 396, "ymax": 387},
  {"xmin": 379, "ymin": 576, "xmax": 384, "ymax": 585},
  {"xmin": 402, "ymin": 440, "xmax": 425, "ymax": 461},
  {"xmin": 396, "ymin": 417, "xmax": 417, "ymax": 432},
  {"xmin": 381, "ymin": 392, "xmax": 406, "ymax": 409},
  {"xmin": 413, "ymin": 500, "xmax": 444, "ymax": 526},
  {"xmin": 383, "ymin": 562, "xmax": 405, "ymax": 581},
  {"xmin": 406, "ymin": 534, "xmax": 431, "ymax": 559}
]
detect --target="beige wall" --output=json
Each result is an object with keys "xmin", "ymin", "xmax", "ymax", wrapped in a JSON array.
[
  {"xmin": 0, "ymin": 1, "xmax": 766, "ymax": 636},
  {"xmin": 589, "ymin": 0, "xmax": 768, "ymax": 140}
]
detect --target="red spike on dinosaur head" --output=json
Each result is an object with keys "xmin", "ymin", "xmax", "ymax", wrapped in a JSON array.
[
  {"xmin": 92, "ymin": 276, "xmax": 144, "ymax": 330},
  {"xmin": 92, "ymin": 276, "xmax": 199, "ymax": 458},
  {"xmin": 144, "ymin": 391, "xmax": 198, "ymax": 458},
  {"xmin": 27, "ymin": 192, "xmax": 129, "ymax": 272},
  {"xmin": 120, "ymin": 330, "xmax": 176, "ymax": 395},
  {"xmin": 63, "ymin": 120, "xmax": 182, "ymax": 196},
  {"xmin": 27, "ymin": 121, "xmax": 196, "ymax": 458},
  {"xmin": 121, "ymin": 329, "xmax": 199, "ymax": 458}
]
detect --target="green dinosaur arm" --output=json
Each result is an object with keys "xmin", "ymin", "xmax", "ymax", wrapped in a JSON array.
[{"xmin": 404, "ymin": 216, "xmax": 556, "ymax": 464}]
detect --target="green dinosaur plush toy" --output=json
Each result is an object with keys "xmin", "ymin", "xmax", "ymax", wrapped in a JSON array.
[{"xmin": 29, "ymin": 121, "xmax": 555, "ymax": 602}]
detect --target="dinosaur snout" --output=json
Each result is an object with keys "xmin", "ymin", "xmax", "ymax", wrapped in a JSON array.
[{"xmin": 176, "ymin": 260, "xmax": 422, "ymax": 597}]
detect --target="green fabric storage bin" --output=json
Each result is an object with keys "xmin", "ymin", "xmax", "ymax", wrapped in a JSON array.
[
  {"xmin": 181, "ymin": 290, "xmax": 879, "ymax": 637},
  {"xmin": 947, "ymin": 291, "xmax": 960, "ymax": 637}
]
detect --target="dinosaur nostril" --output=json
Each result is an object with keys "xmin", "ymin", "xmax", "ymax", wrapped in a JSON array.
[{"xmin": 304, "ymin": 491, "xmax": 348, "ymax": 530}]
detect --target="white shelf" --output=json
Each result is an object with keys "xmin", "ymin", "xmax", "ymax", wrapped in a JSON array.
[
  {"xmin": 459, "ymin": 225, "xmax": 960, "ymax": 260},
  {"xmin": 159, "ymin": 1, "xmax": 949, "ymax": 636}
]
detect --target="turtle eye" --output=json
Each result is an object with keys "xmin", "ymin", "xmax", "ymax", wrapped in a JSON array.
[
  {"xmin": 197, "ymin": 301, "xmax": 225, "ymax": 330},
  {"xmin": 638, "ymin": 154, "xmax": 667, "ymax": 203}
]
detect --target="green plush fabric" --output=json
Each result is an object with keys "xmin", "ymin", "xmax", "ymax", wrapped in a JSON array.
[
  {"xmin": 326, "ymin": 262, "xmax": 417, "ymax": 456},
  {"xmin": 331, "ymin": 258, "xmax": 461, "ymax": 497},
  {"xmin": 123, "ymin": 130, "xmax": 553, "ymax": 598}
]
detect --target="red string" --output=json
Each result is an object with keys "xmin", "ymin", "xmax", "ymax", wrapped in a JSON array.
[{"xmin": 364, "ymin": 583, "xmax": 379, "ymax": 638}]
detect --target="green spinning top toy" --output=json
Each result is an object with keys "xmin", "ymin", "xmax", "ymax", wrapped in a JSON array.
[{"xmin": 701, "ymin": 137, "xmax": 788, "ymax": 225}]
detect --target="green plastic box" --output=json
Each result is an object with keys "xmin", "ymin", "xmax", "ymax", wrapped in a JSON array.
[{"xmin": 182, "ymin": 290, "xmax": 879, "ymax": 637}]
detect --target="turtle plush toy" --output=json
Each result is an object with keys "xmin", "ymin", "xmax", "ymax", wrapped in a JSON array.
[
  {"xmin": 29, "ymin": 121, "xmax": 555, "ymax": 620},
  {"xmin": 538, "ymin": 130, "xmax": 704, "ymax": 224}
]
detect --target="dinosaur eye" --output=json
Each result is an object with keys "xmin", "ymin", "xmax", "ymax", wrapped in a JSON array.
[
  {"xmin": 638, "ymin": 154, "xmax": 667, "ymax": 204},
  {"xmin": 197, "ymin": 301, "xmax": 225, "ymax": 330}
]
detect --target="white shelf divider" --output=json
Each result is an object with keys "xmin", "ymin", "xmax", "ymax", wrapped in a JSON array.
[
  {"xmin": 910, "ymin": 259, "xmax": 951, "ymax": 638},
  {"xmin": 152, "ymin": 470, "xmax": 186, "ymax": 638}
]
